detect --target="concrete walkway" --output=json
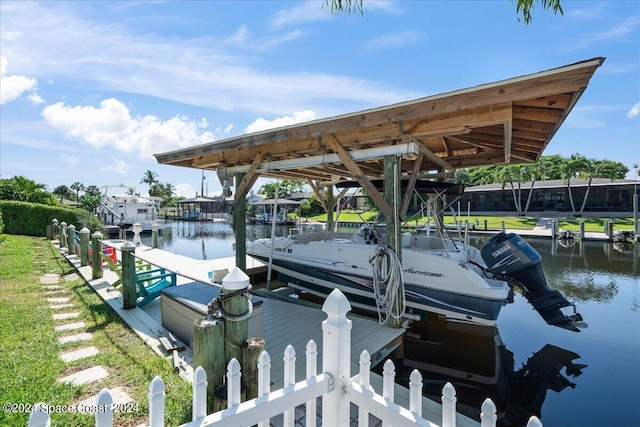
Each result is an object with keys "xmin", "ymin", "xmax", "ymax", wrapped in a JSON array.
[{"xmin": 499, "ymin": 217, "xmax": 610, "ymax": 240}]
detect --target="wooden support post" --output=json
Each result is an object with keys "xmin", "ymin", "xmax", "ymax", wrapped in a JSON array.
[
  {"xmin": 244, "ymin": 337, "xmax": 266, "ymax": 400},
  {"xmin": 152, "ymin": 225, "xmax": 158, "ymax": 248},
  {"xmin": 326, "ymin": 184, "xmax": 334, "ymax": 232},
  {"xmin": 60, "ymin": 221, "xmax": 68, "ymax": 249},
  {"xmin": 79, "ymin": 228, "xmax": 90, "ymax": 266},
  {"xmin": 67, "ymin": 224, "xmax": 76, "ymax": 255},
  {"xmin": 580, "ymin": 221, "xmax": 585, "ymax": 240},
  {"xmin": 52, "ymin": 219, "xmax": 59, "ymax": 241},
  {"xmin": 193, "ymin": 317, "xmax": 225, "ymax": 412},
  {"xmin": 222, "ymin": 268, "xmax": 250, "ymax": 366},
  {"xmin": 234, "ymin": 172, "xmax": 247, "ymax": 272},
  {"xmin": 384, "ymin": 156, "xmax": 403, "ymax": 329},
  {"xmin": 91, "ymin": 231, "xmax": 103, "ymax": 280},
  {"xmin": 121, "ymin": 241, "xmax": 137, "ymax": 309}
]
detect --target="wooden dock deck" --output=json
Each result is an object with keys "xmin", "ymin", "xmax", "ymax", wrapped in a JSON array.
[{"xmin": 63, "ymin": 241, "xmax": 478, "ymax": 427}]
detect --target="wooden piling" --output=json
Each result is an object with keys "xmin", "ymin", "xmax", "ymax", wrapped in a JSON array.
[
  {"xmin": 234, "ymin": 172, "xmax": 247, "ymax": 272},
  {"xmin": 121, "ymin": 241, "xmax": 137, "ymax": 309},
  {"xmin": 79, "ymin": 228, "xmax": 90, "ymax": 266},
  {"xmin": 60, "ymin": 222, "xmax": 68, "ymax": 249},
  {"xmin": 222, "ymin": 268, "xmax": 250, "ymax": 366},
  {"xmin": 67, "ymin": 224, "xmax": 76, "ymax": 255},
  {"xmin": 244, "ymin": 337, "xmax": 266, "ymax": 400},
  {"xmin": 152, "ymin": 226, "xmax": 158, "ymax": 248},
  {"xmin": 91, "ymin": 231, "xmax": 103, "ymax": 280},
  {"xmin": 193, "ymin": 317, "xmax": 225, "ymax": 412}
]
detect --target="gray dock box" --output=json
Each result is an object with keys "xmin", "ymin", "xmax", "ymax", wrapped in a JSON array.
[{"xmin": 160, "ymin": 282, "xmax": 264, "ymax": 347}]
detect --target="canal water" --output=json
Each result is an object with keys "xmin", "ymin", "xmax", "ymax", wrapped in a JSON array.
[{"xmin": 144, "ymin": 220, "xmax": 639, "ymax": 427}]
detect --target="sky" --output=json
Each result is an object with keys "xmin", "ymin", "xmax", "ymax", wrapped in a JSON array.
[{"xmin": 1, "ymin": 1, "xmax": 639, "ymax": 198}]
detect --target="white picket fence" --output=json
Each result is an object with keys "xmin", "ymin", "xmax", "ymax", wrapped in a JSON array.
[{"xmin": 29, "ymin": 289, "xmax": 543, "ymax": 427}]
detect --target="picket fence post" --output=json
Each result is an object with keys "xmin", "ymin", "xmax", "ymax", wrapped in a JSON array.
[
  {"xmin": 383, "ymin": 359, "xmax": 395, "ymax": 402},
  {"xmin": 527, "ymin": 416, "xmax": 543, "ymax": 427},
  {"xmin": 480, "ymin": 398, "xmax": 497, "ymax": 427},
  {"xmin": 283, "ymin": 345, "xmax": 296, "ymax": 427},
  {"xmin": 442, "ymin": 382, "xmax": 457, "ymax": 427},
  {"xmin": 409, "ymin": 369, "xmax": 423, "ymax": 417},
  {"xmin": 226, "ymin": 359, "xmax": 242, "ymax": 407},
  {"xmin": 149, "ymin": 376, "xmax": 165, "ymax": 427},
  {"xmin": 321, "ymin": 289, "xmax": 352, "ymax": 426},
  {"xmin": 28, "ymin": 403, "xmax": 49, "ymax": 427},
  {"xmin": 192, "ymin": 366, "xmax": 207, "ymax": 421},
  {"xmin": 357, "ymin": 350, "xmax": 374, "ymax": 425},
  {"xmin": 257, "ymin": 351, "xmax": 271, "ymax": 427},
  {"xmin": 305, "ymin": 340, "xmax": 318, "ymax": 427},
  {"xmin": 95, "ymin": 388, "xmax": 113, "ymax": 427}
]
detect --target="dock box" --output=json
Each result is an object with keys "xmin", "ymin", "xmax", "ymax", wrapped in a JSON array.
[{"xmin": 160, "ymin": 282, "xmax": 264, "ymax": 347}]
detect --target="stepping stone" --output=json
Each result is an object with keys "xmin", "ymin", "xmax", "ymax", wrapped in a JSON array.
[
  {"xmin": 50, "ymin": 304, "xmax": 75, "ymax": 310},
  {"xmin": 40, "ymin": 274, "xmax": 60, "ymax": 284},
  {"xmin": 76, "ymin": 387, "xmax": 133, "ymax": 413},
  {"xmin": 58, "ymin": 366, "xmax": 108, "ymax": 386},
  {"xmin": 58, "ymin": 333, "xmax": 93, "ymax": 344},
  {"xmin": 47, "ymin": 297, "xmax": 70, "ymax": 304},
  {"xmin": 44, "ymin": 289, "xmax": 68, "ymax": 295},
  {"xmin": 63, "ymin": 273, "xmax": 80, "ymax": 281},
  {"xmin": 44, "ymin": 285, "xmax": 63, "ymax": 290},
  {"xmin": 53, "ymin": 312, "xmax": 79, "ymax": 320},
  {"xmin": 55, "ymin": 322, "xmax": 85, "ymax": 332},
  {"xmin": 61, "ymin": 346, "xmax": 99, "ymax": 363}
]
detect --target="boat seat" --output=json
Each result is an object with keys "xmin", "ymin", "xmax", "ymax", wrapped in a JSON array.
[{"xmin": 136, "ymin": 267, "xmax": 177, "ymax": 307}]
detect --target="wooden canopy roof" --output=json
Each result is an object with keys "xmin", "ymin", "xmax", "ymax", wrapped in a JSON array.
[{"xmin": 155, "ymin": 57, "xmax": 604, "ymax": 202}]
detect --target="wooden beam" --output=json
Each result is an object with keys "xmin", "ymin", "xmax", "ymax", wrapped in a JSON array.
[
  {"xmin": 411, "ymin": 138, "xmax": 455, "ymax": 172},
  {"xmin": 400, "ymin": 154, "xmax": 423, "ymax": 219},
  {"xmin": 307, "ymin": 179, "xmax": 328, "ymax": 212},
  {"xmin": 323, "ymin": 133, "xmax": 393, "ymax": 219},
  {"xmin": 234, "ymin": 144, "xmax": 270, "ymax": 202},
  {"xmin": 504, "ymin": 120, "xmax": 513, "ymax": 165}
]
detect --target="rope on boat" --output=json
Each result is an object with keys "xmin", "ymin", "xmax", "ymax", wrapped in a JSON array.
[
  {"xmin": 206, "ymin": 287, "xmax": 254, "ymax": 322},
  {"xmin": 370, "ymin": 244, "xmax": 406, "ymax": 324}
]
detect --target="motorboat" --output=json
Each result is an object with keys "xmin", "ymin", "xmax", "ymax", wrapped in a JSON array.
[
  {"xmin": 247, "ymin": 181, "xmax": 584, "ymax": 331},
  {"xmin": 96, "ymin": 185, "xmax": 165, "ymax": 233},
  {"xmin": 556, "ymin": 229, "xmax": 578, "ymax": 239}
]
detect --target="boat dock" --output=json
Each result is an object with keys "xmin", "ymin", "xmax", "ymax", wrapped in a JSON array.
[{"xmin": 60, "ymin": 240, "xmax": 480, "ymax": 427}]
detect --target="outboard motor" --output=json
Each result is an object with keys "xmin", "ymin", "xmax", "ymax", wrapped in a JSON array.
[{"xmin": 481, "ymin": 232, "xmax": 584, "ymax": 332}]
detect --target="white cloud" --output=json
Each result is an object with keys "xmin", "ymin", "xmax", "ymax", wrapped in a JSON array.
[
  {"xmin": 41, "ymin": 98, "xmax": 215, "ymax": 158},
  {"xmin": 174, "ymin": 183, "xmax": 196, "ymax": 198},
  {"xmin": 0, "ymin": 56, "xmax": 40, "ymax": 104},
  {"xmin": 60, "ymin": 154, "xmax": 79, "ymax": 165},
  {"xmin": 27, "ymin": 93, "xmax": 45, "ymax": 105},
  {"xmin": 628, "ymin": 102, "xmax": 640, "ymax": 119},
  {"xmin": 0, "ymin": 2, "xmax": 414, "ymax": 115},
  {"xmin": 245, "ymin": 110, "xmax": 316, "ymax": 133},
  {"xmin": 270, "ymin": 1, "xmax": 331, "ymax": 29},
  {"xmin": 101, "ymin": 158, "xmax": 131, "ymax": 175},
  {"xmin": 364, "ymin": 30, "xmax": 424, "ymax": 51}
]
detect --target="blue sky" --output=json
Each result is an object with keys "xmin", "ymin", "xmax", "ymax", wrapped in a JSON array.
[{"xmin": 1, "ymin": 1, "xmax": 639, "ymax": 198}]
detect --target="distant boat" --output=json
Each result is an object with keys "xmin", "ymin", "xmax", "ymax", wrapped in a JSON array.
[
  {"xmin": 613, "ymin": 230, "xmax": 636, "ymax": 243},
  {"xmin": 556, "ymin": 229, "xmax": 578, "ymax": 239},
  {"xmin": 95, "ymin": 185, "xmax": 164, "ymax": 233}
]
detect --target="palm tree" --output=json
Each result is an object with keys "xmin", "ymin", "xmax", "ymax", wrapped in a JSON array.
[
  {"xmin": 70, "ymin": 181, "xmax": 85, "ymax": 200},
  {"xmin": 140, "ymin": 170, "xmax": 159, "ymax": 187}
]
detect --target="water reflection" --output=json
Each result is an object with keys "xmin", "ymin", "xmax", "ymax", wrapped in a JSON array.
[{"xmin": 389, "ymin": 320, "xmax": 586, "ymax": 427}]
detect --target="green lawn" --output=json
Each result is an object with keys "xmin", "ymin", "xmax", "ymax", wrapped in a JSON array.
[
  {"xmin": 306, "ymin": 210, "xmax": 634, "ymax": 232},
  {"xmin": 0, "ymin": 234, "xmax": 192, "ymax": 427}
]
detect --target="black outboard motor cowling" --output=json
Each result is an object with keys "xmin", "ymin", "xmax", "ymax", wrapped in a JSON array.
[{"xmin": 481, "ymin": 232, "xmax": 583, "ymax": 332}]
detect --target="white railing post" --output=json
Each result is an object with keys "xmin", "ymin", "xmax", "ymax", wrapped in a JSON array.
[
  {"xmin": 480, "ymin": 398, "xmax": 497, "ymax": 427},
  {"xmin": 441, "ymin": 382, "xmax": 457, "ymax": 427},
  {"xmin": 193, "ymin": 366, "xmax": 207, "ymax": 421},
  {"xmin": 283, "ymin": 345, "xmax": 296, "ymax": 427},
  {"xmin": 257, "ymin": 351, "xmax": 271, "ymax": 427},
  {"xmin": 357, "ymin": 350, "xmax": 374, "ymax": 427},
  {"xmin": 149, "ymin": 376, "xmax": 165, "ymax": 427},
  {"xmin": 95, "ymin": 388, "xmax": 114, "ymax": 427},
  {"xmin": 409, "ymin": 369, "xmax": 423, "ymax": 418},
  {"xmin": 227, "ymin": 359, "xmax": 242, "ymax": 408},
  {"xmin": 382, "ymin": 359, "xmax": 396, "ymax": 427},
  {"xmin": 527, "ymin": 416, "xmax": 544, "ymax": 427},
  {"xmin": 28, "ymin": 403, "xmax": 50, "ymax": 427},
  {"xmin": 321, "ymin": 289, "xmax": 352, "ymax": 427},
  {"xmin": 305, "ymin": 340, "xmax": 318, "ymax": 427}
]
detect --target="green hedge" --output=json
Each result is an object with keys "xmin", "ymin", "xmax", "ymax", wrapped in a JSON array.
[{"xmin": 0, "ymin": 201, "xmax": 104, "ymax": 237}]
